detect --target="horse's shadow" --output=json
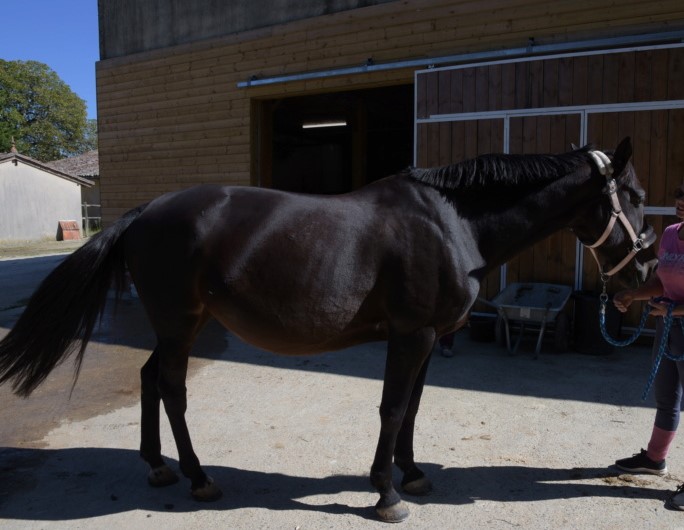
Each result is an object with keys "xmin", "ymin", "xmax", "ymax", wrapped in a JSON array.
[{"xmin": 0, "ymin": 446, "xmax": 671, "ymax": 521}]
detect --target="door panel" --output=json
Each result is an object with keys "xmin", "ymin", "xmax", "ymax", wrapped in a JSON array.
[{"xmin": 506, "ymin": 115, "xmax": 581, "ymax": 288}]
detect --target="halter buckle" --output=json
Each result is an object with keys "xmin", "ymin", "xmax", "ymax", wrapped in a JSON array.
[{"xmin": 605, "ymin": 179, "xmax": 617, "ymax": 194}]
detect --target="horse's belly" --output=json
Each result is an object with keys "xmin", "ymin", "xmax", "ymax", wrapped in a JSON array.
[
  {"xmin": 213, "ymin": 316, "xmax": 387, "ymax": 355},
  {"xmin": 206, "ymin": 295, "xmax": 385, "ymax": 355}
]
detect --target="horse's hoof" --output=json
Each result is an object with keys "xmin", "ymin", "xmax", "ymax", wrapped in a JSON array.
[
  {"xmin": 147, "ymin": 465, "xmax": 179, "ymax": 487},
  {"xmin": 191, "ymin": 476, "xmax": 223, "ymax": 502},
  {"xmin": 402, "ymin": 476, "xmax": 432, "ymax": 496},
  {"xmin": 375, "ymin": 499, "xmax": 410, "ymax": 523}
]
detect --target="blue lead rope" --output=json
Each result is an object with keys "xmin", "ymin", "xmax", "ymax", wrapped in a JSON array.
[
  {"xmin": 599, "ymin": 297, "xmax": 684, "ymax": 400},
  {"xmin": 599, "ymin": 300, "xmax": 650, "ymax": 348}
]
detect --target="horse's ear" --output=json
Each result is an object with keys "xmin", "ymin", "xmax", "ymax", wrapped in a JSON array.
[{"xmin": 612, "ymin": 137, "xmax": 633, "ymax": 177}]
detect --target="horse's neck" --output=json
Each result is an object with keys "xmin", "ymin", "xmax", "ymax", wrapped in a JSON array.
[{"xmin": 471, "ymin": 180, "xmax": 587, "ymax": 272}]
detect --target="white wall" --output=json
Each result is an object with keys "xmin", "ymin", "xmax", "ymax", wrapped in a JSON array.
[{"xmin": 0, "ymin": 161, "xmax": 83, "ymax": 241}]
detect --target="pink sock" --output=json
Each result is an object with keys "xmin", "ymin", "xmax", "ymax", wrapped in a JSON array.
[{"xmin": 646, "ymin": 425, "xmax": 676, "ymax": 462}]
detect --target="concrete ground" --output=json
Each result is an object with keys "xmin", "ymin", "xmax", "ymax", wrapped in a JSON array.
[{"xmin": 1, "ymin": 246, "xmax": 684, "ymax": 529}]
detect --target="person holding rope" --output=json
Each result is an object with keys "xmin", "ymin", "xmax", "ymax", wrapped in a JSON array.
[{"xmin": 613, "ymin": 185, "xmax": 684, "ymax": 509}]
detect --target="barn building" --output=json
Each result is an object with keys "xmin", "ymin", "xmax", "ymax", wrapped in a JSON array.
[{"xmin": 96, "ymin": 1, "xmax": 684, "ymax": 306}]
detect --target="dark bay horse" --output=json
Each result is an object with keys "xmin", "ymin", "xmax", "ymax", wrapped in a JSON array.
[{"xmin": 0, "ymin": 138, "xmax": 656, "ymax": 522}]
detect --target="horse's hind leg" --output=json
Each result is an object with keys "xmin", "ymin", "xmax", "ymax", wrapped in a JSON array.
[
  {"xmin": 140, "ymin": 347, "xmax": 180, "ymax": 487},
  {"xmin": 138, "ymin": 303, "xmax": 221, "ymax": 501},
  {"xmin": 394, "ymin": 354, "xmax": 433, "ymax": 496},
  {"xmin": 370, "ymin": 327, "xmax": 434, "ymax": 522},
  {"xmin": 157, "ymin": 336, "xmax": 221, "ymax": 501}
]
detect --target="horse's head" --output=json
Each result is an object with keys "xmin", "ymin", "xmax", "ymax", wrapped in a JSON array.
[{"xmin": 570, "ymin": 137, "xmax": 658, "ymax": 288}]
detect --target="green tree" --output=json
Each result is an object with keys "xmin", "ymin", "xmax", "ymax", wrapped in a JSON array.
[
  {"xmin": 0, "ymin": 60, "xmax": 93, "ymax": 161},
  {"xmin": 82, "ymin": 118, "xmax": 98, "ymax": 153}
]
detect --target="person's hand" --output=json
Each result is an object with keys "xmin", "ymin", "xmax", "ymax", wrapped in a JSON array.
[
  {"xmin": 613, "ymin": 290, "xmax": 634, "ymax": 313},
  {"xmin": 648, "ymin": 299, "xmax": 672, "ymax": 317}
]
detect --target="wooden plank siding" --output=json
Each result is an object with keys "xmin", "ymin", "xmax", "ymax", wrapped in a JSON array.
[
  {"xmin": 417, "ymin": 45, "xmax": 684, "ymax": 300},
  {"xmin": 417, "ymin": 48, "xmax": 684, "ymax": 118},
  {"xmin": 416, "ymin": 46, "xmax": 684, "ymax": 328},
  {"xmin": 97, "ymin": 0, "xmax": 684, "ymax": 220}
]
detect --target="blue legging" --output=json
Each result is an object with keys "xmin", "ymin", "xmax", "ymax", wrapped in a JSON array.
[{"xmin": 653, "ymin": 317, "xmax": 684, "ymax": 432}]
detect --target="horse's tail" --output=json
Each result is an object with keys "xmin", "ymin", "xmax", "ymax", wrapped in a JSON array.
[{"xmin": 0, "ymin": 204, "xmax": 147, "ymax": 397}]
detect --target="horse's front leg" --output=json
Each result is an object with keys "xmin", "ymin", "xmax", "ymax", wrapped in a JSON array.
[
  {"xmin": 370, "ymin": 327, "xmax": 434, "ymax": 522},
  {"xmin": 394, "ymin": 353, "xmax": 433, "ymax": 496}
]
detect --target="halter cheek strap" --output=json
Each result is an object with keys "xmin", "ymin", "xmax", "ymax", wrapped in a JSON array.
[{"xmin": 582, "ymin": 149, "xmax": 653, "ymax": 279}]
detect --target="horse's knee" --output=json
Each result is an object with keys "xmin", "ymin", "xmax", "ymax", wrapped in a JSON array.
[{"xmin": 378, "ymin": 404, "xmax": 405, "ymax": 427}]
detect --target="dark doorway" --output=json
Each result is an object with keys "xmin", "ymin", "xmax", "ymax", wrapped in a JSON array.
[{"xmin": 258, "ymin": 85, "xmax": 413, "ymax": 194}]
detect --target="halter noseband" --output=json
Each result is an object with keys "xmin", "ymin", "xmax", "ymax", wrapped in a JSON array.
[{"xmin": 581, "ymin": 149, "xmax": 655, "ymax": 281}]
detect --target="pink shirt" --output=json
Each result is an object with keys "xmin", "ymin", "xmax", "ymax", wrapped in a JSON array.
[{"xmin": 657, "ymin": 222, "xmax": 684, "ymax": 303}]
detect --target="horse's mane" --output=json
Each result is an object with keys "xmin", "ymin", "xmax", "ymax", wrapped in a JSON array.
[{"xmin": 407, "ymin": 146, "xmax": 593, "ymax": 191}]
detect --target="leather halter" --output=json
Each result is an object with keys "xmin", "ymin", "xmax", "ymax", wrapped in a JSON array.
[{"xmin": 581, "ymin": 149, "xmax": 655, "ymax": 280}]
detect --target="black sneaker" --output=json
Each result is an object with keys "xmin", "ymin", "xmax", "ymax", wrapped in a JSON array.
[
  {"xmin": 615, "ymin": 449, "xmax": 667, "ymax": 475},
  {"xmin": 668, "ymin": 483, "xmax": 684, "ymax": 511}
]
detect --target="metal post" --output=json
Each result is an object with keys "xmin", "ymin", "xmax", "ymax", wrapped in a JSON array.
[{"xmin": 83, "ymin": 202, "xmax": 90, "ymax": 237}]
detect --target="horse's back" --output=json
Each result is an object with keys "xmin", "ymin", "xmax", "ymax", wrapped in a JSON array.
[
  {"xmin": 122, "ymin": 180, "xmax": 479, "ymax": 353},
  {"xmin": 123, "ymin": 184, "xmax": 395, "ymax": 351}
]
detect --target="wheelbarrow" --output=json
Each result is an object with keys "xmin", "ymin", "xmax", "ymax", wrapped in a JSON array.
[{"xmin": 479, "ymin": 282, "xmax": 572, "ymax": 357}]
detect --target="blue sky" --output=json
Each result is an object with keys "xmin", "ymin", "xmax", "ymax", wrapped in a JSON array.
[{"xmin": 0, "ymin": 0, "xmax": 99, "ymax": 119}]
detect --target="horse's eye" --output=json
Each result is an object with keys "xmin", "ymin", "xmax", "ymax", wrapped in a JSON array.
[{"xmin": 627, "ymin": 189, "xmax": 645, "ymax": 206}]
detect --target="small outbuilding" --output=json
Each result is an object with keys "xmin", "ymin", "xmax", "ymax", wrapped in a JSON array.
[
  {"xmin": 0, "ymin": 144, "xmax": 94, "ymax": 241},
  {"xmin": 47, "ymin": 150, "xmax": 101, "ymax": 234}
]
